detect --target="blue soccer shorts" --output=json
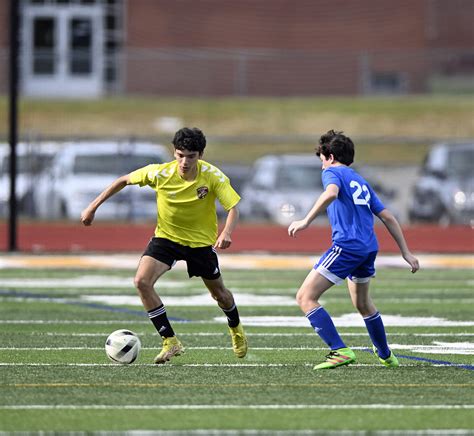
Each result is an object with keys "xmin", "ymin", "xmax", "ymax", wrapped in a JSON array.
[{"xmin": 314, "ymin": 244, "xmax": 377, "ymax": 285}]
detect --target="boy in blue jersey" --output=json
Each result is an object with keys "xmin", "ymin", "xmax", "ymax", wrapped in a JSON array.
[{"xmin": 288, "ymin": 130, "xmax": 419, "ymax": 370}]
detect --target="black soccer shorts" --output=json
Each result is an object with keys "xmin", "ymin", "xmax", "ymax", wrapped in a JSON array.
[{"xmin": 143, "ymin": 237, "xmax": 221, "ymax": 280}]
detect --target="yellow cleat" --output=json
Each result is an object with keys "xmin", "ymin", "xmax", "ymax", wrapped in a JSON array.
[
  {"xmin": 228, "ymin": 323, "xmax": 248, "ymax": 358},
  {"xmin": 154, "ymin": 336, "xmax": 184, "ymax": 364},
  {"xmin": 373, "ymin": 345, "xmax": 399, "ymax": 368}
]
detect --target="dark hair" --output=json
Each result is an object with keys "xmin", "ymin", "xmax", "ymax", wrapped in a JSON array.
[
  {"xmin": 316, "ymin": 129, "xmax": 354, "ymax": 166},
  {"xmin": 172, "ymin": 127, "xmax": 206, "ymax": 153}
]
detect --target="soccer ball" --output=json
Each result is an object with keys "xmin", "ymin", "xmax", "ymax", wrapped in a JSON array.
[{"xmin": 105, "ymin": 329, "xmax": 141, "ymax": 364}]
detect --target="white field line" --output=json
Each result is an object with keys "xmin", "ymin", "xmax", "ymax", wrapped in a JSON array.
[
  {"xmin": 3, "ymin": 296, "xmax": 474, "ymax": 306},
  {"xmin": 0, "ymin": 362, "xmax": 469, "ymax": 368},
  {"xmin": 0, "ymin": 320, "xmax": 154, "ymax": 324},
  {"xmin": 3, "ymin": 345, "xmax": 474, "ymax": 355},
  {"xmin": 36, "ymin": 332, "xmax": 474, "ymax": 337},
  {"xmin": 4, "ymin": 343, "xmax": 474, "ymax": 355},
  {"xmin": 0, "ymin": 404, "xmax": 472, "ymax": 410},
  {"xmin": 2, "ymin": 318, "xmax": 474, "ymax": 327},
  {"xmin": 0, "ymin": 346, "xmax": 371, "ymax": 351}
]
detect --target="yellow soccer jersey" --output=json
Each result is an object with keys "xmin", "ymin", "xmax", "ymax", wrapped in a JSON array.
[{"xmin": 129, "ymin": 160, "xmax": 240, "ymax": 247}]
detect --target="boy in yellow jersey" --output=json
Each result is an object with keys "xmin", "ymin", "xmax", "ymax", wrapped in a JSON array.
[{"xmin": 80, "ymin": 127, "xmax": 247, "ymax": 363}]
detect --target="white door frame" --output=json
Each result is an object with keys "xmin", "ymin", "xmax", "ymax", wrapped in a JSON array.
[{"xmin": 22, "ymin": 4, "xmax": 104, "ymax": 98}]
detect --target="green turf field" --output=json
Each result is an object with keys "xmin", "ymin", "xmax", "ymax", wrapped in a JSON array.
[{"xmin": 0, "ymin": 264, "xmax": 473, "ymax": 434}]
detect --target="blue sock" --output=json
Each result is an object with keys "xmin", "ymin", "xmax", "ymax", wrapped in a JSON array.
[
  {"xmin": 364, "ymin": 311, "xmax": 390, "ymax": 359},
  {"xmin": 306, "ymin": 306, "xmax": 346, "ymax": 350}
]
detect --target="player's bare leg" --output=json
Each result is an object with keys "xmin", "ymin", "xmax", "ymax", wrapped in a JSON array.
[
  {"xmin": 347, "ymin": 279, "xmax": 398, "ymax": 367},
  {"xmin": 297, "ymin": 269, "xmax": 355, "ymax": 369},
  {"xmin": 134, "ymin": 255, "xmax": 183, "ymax": 363},
  {"xmin": 295, "ymin": 269, "xmax": 333, "ymax": 314},
  {"xmin": 134, "ymin": 255, "xmax": 169, "ymax": 310},
  {"xmin": 203, "ymin": 276, "xmax": 247, "ymax": 358},
  {"xmin": 347, "ymin": 279, "xmax": 376, "ymax": 317}
]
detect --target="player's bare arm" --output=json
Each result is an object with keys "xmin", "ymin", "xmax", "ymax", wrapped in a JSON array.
[
  {"xmin": 80, "ymin": 174, "xmax": 131, "ymax": 226},
  {"xmin": 215, "ymin": 206, "xmax": 239, "ymax": 250},
  {"xmin": 377, "ymin": 209, "xmax": 420, "ymax": 273},
  {"xmin": 288, "ymin": 184, "xmax": 339, "ymax": 237}
]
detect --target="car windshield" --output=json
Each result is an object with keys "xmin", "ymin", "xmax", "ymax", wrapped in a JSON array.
[
  {"xmin": 276, "ymin": 164, "xmax": 322, "ymax": 190},
  {"xmin": 73, "ymin": 154, "xmax": 162, "ymax": 174},
  {"xmin": 447, "ymin": 149, "xmax": 474, "ymax": 177}
]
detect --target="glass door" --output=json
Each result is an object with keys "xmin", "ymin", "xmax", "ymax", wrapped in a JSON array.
[{"xmin": 22, "ymin": 5, "xmax": 104, "ymax": 97}]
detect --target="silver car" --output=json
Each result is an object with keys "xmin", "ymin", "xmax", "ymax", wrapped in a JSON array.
[
  {"xmin": 239, "ymin": 154, "xmax": 325, "ymax": 225},
  {"xmin": 239, "ymin": 153, "xmax": 398, "ymax": 225},
  {"xmin": 408, "ymin": 142, "xmax": 474, "ymax": 226}
]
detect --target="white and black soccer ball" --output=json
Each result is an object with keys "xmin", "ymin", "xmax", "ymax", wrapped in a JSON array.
[{"xmin": 105, "ymin": 329, "xmax": 141, "ymax": 364}]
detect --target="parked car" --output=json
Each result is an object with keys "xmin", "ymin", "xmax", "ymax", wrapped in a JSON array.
[
  {"xmin": 239, "ymin": 154, "xmax": 324, "ymax": 225},
  {"xmin": 0, "ymin": 141, "xmax": 63, "ymax": 217},
  {"xmin": 34, "ymin": 141, "xmax": 171, "ymax": 220},
  {"xmin": 239, "ymin": 153, "xmax": 398, "ymax": 225},
  {"xmin": 408, "ymin": 142, "xmax": 474, "ymax": 226},
  {"xmin": 214, "ymin": 163, "xmax": 252, "ymax": 218}
]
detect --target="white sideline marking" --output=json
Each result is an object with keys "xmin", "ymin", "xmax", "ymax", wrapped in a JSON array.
[
  {"xmin": 3, "ymin": 342, "xmax": 473, "ymax": 354},
  {"xmin": 37, "ymin": 332, "xmax": 474, "ymax": 337},
  {"xmin": 3, "ymin": 295, "xmax": 474, "ymax": 307},
  {"xmin": 77, "ymin": 294, "xmax": 474, "ymax": 307},
  {"xmin": 217, "ymin": 314, "xmax": 474, "ymax": 328},
  {"xmin": 80, "ymin": 294, "xmax": 296, "ymax": 306},
  {"xmin": 391, "ymin": 342, "xmax": 474, "ymax": 355},
  {"xmin": 0, "ymin": 320, "xmax": 151, "ymax": 324},
  {"xmin": 0, "ymin": 363, "xmax": 469, "ymax": 368},
  {"xmin": 0, "ymin": 404, "xmax": 472, "ymax": 410},
  {"xmin": 0, "ymin": 346, "xmax": 371, "ymax": 351},
  {"xmin": 1, "ymin": 316, "xmax": 474, "ymax": 328}
]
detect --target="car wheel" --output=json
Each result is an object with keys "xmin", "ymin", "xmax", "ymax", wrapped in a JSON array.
[
  {"xmin": 19, "ymin": 192, "xmax": 36, "ymax": 217},
  {"xmin": 59, "ymin": 201, "xmax": 69, "ymax": 219}
]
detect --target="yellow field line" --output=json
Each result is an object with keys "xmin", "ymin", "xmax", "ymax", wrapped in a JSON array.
[{"xmin": 1, "ymin": 253, "xmax": 473, "ymax": 269}]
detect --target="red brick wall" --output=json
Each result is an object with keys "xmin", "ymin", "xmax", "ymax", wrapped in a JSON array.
[
  {"xmin": 124, "ymin": 0, "xmax": 447, "ymax": 95},
  {"xmin": 427, "ymin": 0, "xmax": 474, "ymax": 48},
  {"xmin": 126, "ymin": 0, "xmax": 427, "ymax": 50},
  {"xmin": 0, "ymin": 1, "xmax": 471, "ymax": 97}
]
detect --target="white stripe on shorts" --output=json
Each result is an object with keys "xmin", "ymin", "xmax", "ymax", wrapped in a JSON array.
[{"xmin": 321, "ymin": 245, "xmax": 341, "ymax": 270}]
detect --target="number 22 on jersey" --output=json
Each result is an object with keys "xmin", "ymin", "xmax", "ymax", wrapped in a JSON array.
[{"xmin": 350, "ymin": 180, "xmax": 371, "ymax": 206}]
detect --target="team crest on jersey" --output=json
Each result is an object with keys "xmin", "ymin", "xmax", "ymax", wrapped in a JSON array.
[{"xmin": 197, "ymin": 186, "xmax": 209, "ymax": 199}]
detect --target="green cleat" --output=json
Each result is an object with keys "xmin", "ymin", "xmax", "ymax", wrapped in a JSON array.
[
  {"xmin": 228, "ymin": 323, "xmax": 248, "ymax": 358},
  {"xmin": 373, "ymin": 345, "xmax": 399, "ymax": 368},
  {"xmin": 313, "ymin": 347, "xmax": 356, "ymax": 370},
  {"xmin": 154, "ymin": 336, "xmax": 184, "ymax": 364}
]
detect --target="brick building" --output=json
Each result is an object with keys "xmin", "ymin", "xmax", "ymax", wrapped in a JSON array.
[{"xmin": 0, "ymin": 0, "xmax": 472, "ymax": 97}]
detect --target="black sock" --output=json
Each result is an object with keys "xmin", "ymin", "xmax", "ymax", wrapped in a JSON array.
[
  {"xmin": 148, "ymin": 305, "xmax": 175, "ymax": 338},
  {"xmin": 222, "ymin": 304, "xmax": 240, "ymax": 328}
]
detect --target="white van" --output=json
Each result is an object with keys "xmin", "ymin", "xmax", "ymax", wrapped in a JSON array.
[
  {"xmin": 0, "ymin": 142, "xmax": 63, "ymax": 217},
  {"xmin": 34, "ymin": 141, "xmax": 171, "ymax": 220}
]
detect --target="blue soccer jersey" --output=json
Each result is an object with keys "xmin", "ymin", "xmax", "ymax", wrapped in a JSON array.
[{"xmin": 322, "ymin": 166, "xmax": 385, "ymax": 252}]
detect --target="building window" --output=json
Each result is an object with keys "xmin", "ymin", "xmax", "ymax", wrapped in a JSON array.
[{"xmin": 370, "ymin": 72, "xmax": 407, "ymax": 94}]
